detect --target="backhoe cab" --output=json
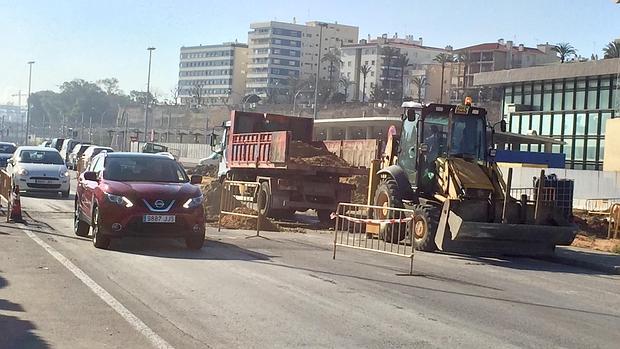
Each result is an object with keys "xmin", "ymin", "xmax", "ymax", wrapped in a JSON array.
[{"xmin": 371, "ymin": 100, "xmax": 576, "ymax": 256}]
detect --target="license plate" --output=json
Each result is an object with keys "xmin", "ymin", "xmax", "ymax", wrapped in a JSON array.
[
  {"xmin": 34, "ymin": 179, "xmax": 53, "ymax": 184},
  {"xmin": 143, "ymin": 215, "xmax": 176, "ymax": 223}
]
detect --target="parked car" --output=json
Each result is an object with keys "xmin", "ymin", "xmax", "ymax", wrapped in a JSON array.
[
  {"xmin": 77, "ymin": 145, "xmax": 113, "ymax": 172},
  {"xmin": 50, "ymin": 138, "xmax": 65, "ymax": 151},
  {"xmin": 6, "ymin": 146, "xmax": 70, "ymax": 197},
  {"xmin": 0, "ymin": 142, "xmax": 17, "ymax": 168},
  {"xmin": 68, "ymin": 143, "xmax": 92, "ymax": 170},
  {"xmin": 60, "ymin": 139, "xmax": 87, "ymax": 164},
  {"xmin": 40, "ymin": 140, "xmax": 52, "ymax": 147},
  {"xmin": 74, "ymin": 152, "xmax": 205, "ymax": 249}
]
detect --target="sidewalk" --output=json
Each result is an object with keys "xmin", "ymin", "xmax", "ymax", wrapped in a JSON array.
[{"xmin": 551, "ymin": 246, "xmax": 620, "ymax": 274}]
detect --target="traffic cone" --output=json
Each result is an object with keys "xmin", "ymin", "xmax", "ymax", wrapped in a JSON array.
[{"xmin": 9, "ymin": 185, "xmax": 23, "ymax": 223}]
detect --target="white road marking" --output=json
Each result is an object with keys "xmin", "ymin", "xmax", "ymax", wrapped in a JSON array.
[{"xmin": 22, "ymin": 228, "xmax": 175, "ymax": 349}]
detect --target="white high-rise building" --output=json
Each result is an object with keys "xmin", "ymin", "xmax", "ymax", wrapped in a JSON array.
[
  {"xmin": 178, "ymin": 42, "xmax": 248, "ymax": 106},
  {"xmin": 246, "ymin": 20, "xmax": 358, "ymax": 98}
]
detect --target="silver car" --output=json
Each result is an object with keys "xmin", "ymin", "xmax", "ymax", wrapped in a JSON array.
[{"xmin": 7, "ymin": 146, "xmax": 71, "ymax": 197}]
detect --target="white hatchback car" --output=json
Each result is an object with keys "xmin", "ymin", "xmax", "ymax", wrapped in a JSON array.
[{"xmin": 7, "ymin": 146, "xmax": 71, "ymax": 197}]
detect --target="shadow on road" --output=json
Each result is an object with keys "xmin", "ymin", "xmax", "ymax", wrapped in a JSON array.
[
  {"xmin": 20, "ymin": 191, "xmax": 75, "ymax": 201},
  {"xmin": 110, "ymin": 237, "xmax": 274, "ymax": 261},
  {"xmin": 0, "ymin": 273, "xmax": 50, "ymax": 349}
]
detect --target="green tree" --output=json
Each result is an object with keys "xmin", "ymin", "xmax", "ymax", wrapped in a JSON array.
[
  {"xmin": 338, "ymin": 76, "xmax": 354, "ymax": 102},
  {"xmin": 455, "ymin": 51, "xmax": 471, "ymax": 99},
  {"xmin": 96, "ymin": 78, "xmax": 121, "ymax": 95},
  {"xmin": 603, "ymin": 41, "xmax": 620, "ymax": 59},
  {"xmin": 410, "ymin": 76, "xmax": 429, "ymax": 103},
  {"xmin": 552, "ymin": 42, "xmax": 577, "ymax": 63},
  {"xmin": 321, "ymin": 48, "xmax": 343, "ymax": 93},
  {"xmin": 380, "ymin": 46, "xmax": 400, "ymax": 101},
  {"xmin": 433, "ymin": 53, "xmax": 454, "ymax": 103},
  {"xmin": 358, "ymin": 64, "xmax": 372, "ymax": 102},
  {"xmin": 370, "ymin": 84, "xmax": 386, "ymax": 103},
  {"xmin": 395, "ymin": 54, "xmax": 410, "ymax": 101},
  {"xmin": 129, "ymin": 90, "xmax": 158, "ymax": 105}
]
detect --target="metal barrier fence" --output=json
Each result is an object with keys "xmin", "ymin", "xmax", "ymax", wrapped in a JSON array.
[
  {"xmin": 0, "ymin": 170, "xmax": 11, "ymax": 203},
  {"xmin": 332, "ymin": 202, "xmax": 416, "ymax": 275},
  {"xmin": 217, "ymin": 180, "xmax": 263, "ymax": 236},
  {"xmin": 585, "ymin": 198, "xmax": 620, "ymax": 215},
  {"xmin": 608, "ymin": 203, "xmax": 620, "ymax": 239}
]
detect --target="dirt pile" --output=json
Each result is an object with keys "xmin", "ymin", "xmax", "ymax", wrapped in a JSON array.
[
  {"xmin": 188, "ymin": 164, "xmax": 218, "ymax": 177},
  {"xmin": 340, "ymin": 175, "xmax": 369, "ymax": 204},
  {"xmin": 219, "ymin": 206, "xmax": 280, "ymax": 231},
  {"xmin": 571, "ymin": 234, "xmax": 620, "ymax": 253},
  {"xmin": 202, "ymin": 178, "xmax": 223, "ymax": 221},
  {"xmin": 289, "ymin": 141, "xmax": 350, "ymax": 167},
  {"xmin": 572, "ymin": 213, "xmax": 609, "ymax": 238}
]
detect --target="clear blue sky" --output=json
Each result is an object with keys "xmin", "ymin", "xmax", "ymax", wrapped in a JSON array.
[{"xmin": 1, "ymin": 0, "xmax": 618, "ymax": 104}]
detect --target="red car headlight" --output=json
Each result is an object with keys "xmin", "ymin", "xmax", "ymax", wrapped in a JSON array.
[
  {"xmin": 104, "ymin": 192, "xmax": 134, "ymax": 208},
  {"xmin": 183, "ymin": 194, "xmax": 204, "ymax": 209}
]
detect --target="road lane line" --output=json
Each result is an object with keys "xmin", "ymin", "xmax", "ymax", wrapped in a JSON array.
[{"xmin": 22, "ymin": 228, "xmax": 175, "ymax": 349}]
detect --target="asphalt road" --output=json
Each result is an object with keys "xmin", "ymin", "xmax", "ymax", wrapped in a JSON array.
[{"xmin": 1, "ymin": 186, "xmax": 619, "ymax": 348}]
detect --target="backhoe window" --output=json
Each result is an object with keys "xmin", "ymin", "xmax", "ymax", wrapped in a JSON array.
[{"xmin": 449, "ymin": 116, "xmax": 486, "ymax": 161}]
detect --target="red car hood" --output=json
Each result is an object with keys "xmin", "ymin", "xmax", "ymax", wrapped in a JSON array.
[{"xmin": 102, "ymin": 181, "xmax": 201, "ymax": 201}]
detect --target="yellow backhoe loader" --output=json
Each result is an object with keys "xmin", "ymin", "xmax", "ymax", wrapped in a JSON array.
[{"xmin": 368, "ymin": 100, "xmax": 576, "ymax": 256}]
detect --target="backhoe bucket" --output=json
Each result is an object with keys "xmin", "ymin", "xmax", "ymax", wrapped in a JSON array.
[{"xmin": 434, "ymin": 201, "xmax": 577, "ymax": 257}]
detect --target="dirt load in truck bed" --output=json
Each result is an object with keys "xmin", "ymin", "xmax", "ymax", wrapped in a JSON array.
[{"xmin": 289, "ymin": 141, "xmax": 350, "ymax": 167}]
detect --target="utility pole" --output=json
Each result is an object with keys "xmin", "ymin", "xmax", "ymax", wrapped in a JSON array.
[
  {"xmin": 25, "ymin": 61, "xmax": 35, "ymax": 145},
  {"xmin": 313, "ymin": 22, "xmax": 328, "ymax": 119},
  {"xmin": 144, "ymin": 47, "xmax": 156, "ymax": 142},
  {"xmin": 89, "ymin": 114, "xmax": 93, "ymax": 142}
]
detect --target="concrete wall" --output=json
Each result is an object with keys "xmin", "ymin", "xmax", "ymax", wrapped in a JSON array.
[
  {"xmin": 603, "ymin": 118, "xmax": 620, "ymax": 171},
  {"xmin": 500, "ymin": 166, "xmax": 620, "ymax": 210}
]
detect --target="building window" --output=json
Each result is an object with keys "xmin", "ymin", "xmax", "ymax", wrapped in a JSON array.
[
  {"xmin": 552, "ymin": 113, "xmax": 563, "ymax": 136},
  {"xmin": 575, "ymin": 91, "xmax": 586, "ymax": 110},
  {"xmin": 575, "ymin": 113, "xmax": 586, "ymax": 135},
  {"xmin": 371, "ymin": 60, "xmax": 375, "ymax": 65},
  {"xmin": 587, "ymin": 113, "xmax": 600, "ymax": 135},
  {"xmin": 601, "ymin": 112, "xmax": 612, "ymax": 135},
  {"xmin": 371, "ymin": 71, "xmax": 374, "ymax": 77},
  {"xmin": 347, "ymin": 61, "xmax": 351, "ymax": 67},
  {"xmin": 564, "ymin": 113, "xmax": 575, "ymax": 135}
]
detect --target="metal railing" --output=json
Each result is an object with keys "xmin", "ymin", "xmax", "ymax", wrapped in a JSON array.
[
  {"xmin": 585, "ymin": 198, "xmax": 620, "ymax": 215},
  {"xmin": 217, "ymin": 180, "xmax": 263, "ymax": 236},
  {"xmin": 608, "ymin": 203, "xmax": 620, "ymax": 240},
  {"xmin": 332, "ymin": 202, "xmax": 416, "ymax": 275}
]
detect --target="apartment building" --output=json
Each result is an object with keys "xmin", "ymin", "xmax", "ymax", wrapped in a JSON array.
[
  {"xmin": 340, "ymin": 35, "xmax": 447, "ymax": 102},
  {"xmin": 246, "ymin": 21, "xmax": 358, "ymax": 97},
  {"xmin": 178, "ymin": 42, "xmax": 248, "ymax": 105}
]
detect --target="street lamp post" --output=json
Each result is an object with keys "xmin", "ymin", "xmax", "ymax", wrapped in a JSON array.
[
  {"xmin": 25, "ymin": 61, "xmax": 35, "ymax": 145},
  {"xmin": 144, "ymin": 47, "xmax": 156, "ymax": 142},
  {"xmin": 313, "ymin": 22, "xmax": 328, "ymax": 119}
]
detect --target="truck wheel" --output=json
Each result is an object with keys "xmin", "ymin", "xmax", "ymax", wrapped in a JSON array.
[
  {"xmin": 373, "ymin": 180, "xmax": 406, "ymax": 243},
  {"xmin": 257, "ymin": 181, "xmax": 272, "ymax": 217},
  {"xmin": 411, "ymin": 205, "xmax": 438, "ymax": 252}
]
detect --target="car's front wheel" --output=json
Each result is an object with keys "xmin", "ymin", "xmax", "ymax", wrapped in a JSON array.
[
  {"xmin": 185, "ymin": 232, "xmax": 205, "ymax": 250},
  {"xmin": 74, "ymin": 199, "xmax": 90, "ymax": 237},
  {"xmin": 91, "ymin": 206, "xmax": 111, "ymax": 249}
]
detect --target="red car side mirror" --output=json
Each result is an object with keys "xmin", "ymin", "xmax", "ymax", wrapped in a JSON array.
[{"xmin": 83, "ymin": 171, "xmax": 98, "ymax": 182}]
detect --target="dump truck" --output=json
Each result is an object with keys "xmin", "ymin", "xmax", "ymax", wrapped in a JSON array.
[
  {"xmin": 211, "ymin": 110, "xmax": 366, "ymax": 223},
  {"xmin": 368, "ymin": 100, "xmax": 577, "ymax": 256}
]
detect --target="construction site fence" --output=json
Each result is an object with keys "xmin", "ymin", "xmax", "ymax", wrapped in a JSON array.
[
  {"xmin": 608, "ymin": 203, "xmax": 620, "ymax": 239},
  {"xmin": 217, "ymin": 180, "xmax": 263, "ymax": 236},
  {"xmin": 0, "ymin": 170, "xmax": 11, "ymax": 204},
  {"xmin": 584, "ymin": 198, "xmax": 620, "ymax": 215},
  {"xmin": 332, "ymin": 202, "xmax": 416, "ymax": 275}
]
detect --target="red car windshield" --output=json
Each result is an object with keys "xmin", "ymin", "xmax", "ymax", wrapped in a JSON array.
[{"xmin": 103, "ymin": 157, "xmax": 188, "ymax": 183}]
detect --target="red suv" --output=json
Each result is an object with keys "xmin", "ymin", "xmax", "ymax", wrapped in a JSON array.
[{"xmin": 74, "ymin": 152, "xmax": 205, "ymax": 249}]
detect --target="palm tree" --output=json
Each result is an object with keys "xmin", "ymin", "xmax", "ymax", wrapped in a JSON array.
[
  {"xmin": 338, "ymin": 76, "xmax": 354, "ymax": 102},
  {"xmin": 380, "ymin": 46, "xmax": 400, "ymax": 101},
  {"xmin": 359, "ymin": 64, "xmax": 372, "ymax": 102},
  {"xmin": 395, "ymin": 54, "xmax": 410, "ymax": 102},
  {"xmin": 410, "ymin": 76, "xmax": 429, "ymax": 103},
  {"xmin": 455, "ymin": 51, "xmax": 471, "ymax": 100},
  {"xmin": 603, "ymin": 41, "xmax": 620, "ymax": 59},
  {"xmin": 552, "ymin": 43, "xmax": 577, "ymax": 63},
  {"xmin": 321, "ymin": 48, "xmax": 343, "ymax": 92},
  {"xmin": 433, "ymin": 53, "xmax": 454, "ymax": 103}
]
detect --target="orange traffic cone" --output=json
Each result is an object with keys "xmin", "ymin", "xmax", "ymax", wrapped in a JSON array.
[{"xmin": 9, "ymin": 185, "xmax": 23, "ymax": 223}]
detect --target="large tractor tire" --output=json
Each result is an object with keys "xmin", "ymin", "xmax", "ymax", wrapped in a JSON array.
[
  {"xmin": 373, "ymin": 179, "xmax": 407, "ymax": 243},
  {"xmin": 257, "ymin": 181, "xmax": 272, "ymax": 218},
  {"xmin": 411, "ymin": 205, "xmax": 438, "ymax": 252}
]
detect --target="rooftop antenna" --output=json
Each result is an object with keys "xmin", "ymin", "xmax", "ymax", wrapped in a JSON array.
[{"xmin": 293, "ymin": 16, "xmax": 296, "ymax": 24}]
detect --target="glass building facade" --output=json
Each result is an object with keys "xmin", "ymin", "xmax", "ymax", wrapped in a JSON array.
[{"xmin": 502, "ymin": 75, "xmax": 619, "ymax": 170}]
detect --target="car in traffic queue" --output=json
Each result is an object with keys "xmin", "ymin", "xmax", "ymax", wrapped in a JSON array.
[
  {"xmin": 40, "ymin": 140, "xmax": 52, "ymax": 147},
  {"xmin": 0, "ymin": 142, "xmax": 17, "ymax": 168},
  {"xmin": 74, "ymin": 152, "xmax": 205, "ymax": 249},
  {"xmin": 60, "ymin": 139, "xmax": 87, "ymax": 165},
  {"xmin": 68, "ymin": 143, "xmax": 92, "ymax": 170},
  {"xmin": 6, "ymin": 146, "xmax": 71, "ymax": 197},
  {"xmin": 50, "ymin": 138, "xmax": 65, "ymax": 151},
  {"xmin": 77, "ymin": 145, "xmax": 113, "ymax": 172}
]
